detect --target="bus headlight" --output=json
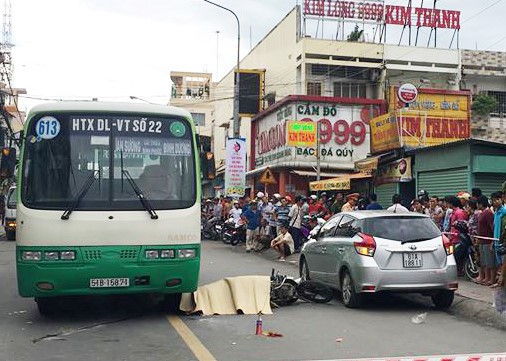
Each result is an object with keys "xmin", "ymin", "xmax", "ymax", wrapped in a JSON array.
[
  {"xmin": 44, "ymin": 252, "xmax": 59, "ymax": 261},
  {"xmin": 160, "ymin": 250, "xmax": 175, "ymax": 259},
  {"xmin": 145, "ymin": 250, "xmax": 159, "ymax": 259},
  {"xmin": 22, "ymin": 251, "xmax": 42, "ymax": 261},
  {"xmin": 177, "ymin": 249, "xmax": 196, "ymax": 259},
  {"xmin": 60, "ymin": 251, "xmax": 76, "ymax": 260}
]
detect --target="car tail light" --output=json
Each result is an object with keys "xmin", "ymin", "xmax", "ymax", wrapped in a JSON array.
[
  {"xmin": 354, "ymin": 233, "xmax": 376, "ymax": 257},
  {"xmin": 442, "ymin": 234, "xmax": 454, "ymax": 255}
]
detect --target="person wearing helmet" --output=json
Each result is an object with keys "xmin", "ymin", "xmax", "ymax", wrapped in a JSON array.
[
  {"xmin": 308, "ymin": 195, "xmax": 322, "ymax": 216},
  {"xmin": 229, "ymin": 200, "xmax": 243, "ymax": 224},
  {"xmin": 273, "ymin": 193, "xmax": 282, "ymax": 207}
]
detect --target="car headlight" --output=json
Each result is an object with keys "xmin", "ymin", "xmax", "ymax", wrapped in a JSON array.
[
  {"xmin": 177, "ymin": 249, "xmax": 196, "ymax": 259},
  {"xmin": 145, "ymin": 250, "xmax": 159, "ymax": 259},
  {"xmin": 60, "ymin": 251, "xmax": 76, "ymax": 260},
  {"xmin": 22, "ymin": 251, "xmax": 42, "ymax": 261}
]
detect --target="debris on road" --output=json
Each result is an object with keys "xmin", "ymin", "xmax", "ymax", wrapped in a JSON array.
[
  {"xmin": 262, "ymin": 331, "xmax": 283, "ymax": 337},
  {"xmin": 336, "ymin": 337, "xmax": 343, "ymax": 343},
  {"xmin": 411, "ymin": 312, "xmax": 428, "ymax": 324}
]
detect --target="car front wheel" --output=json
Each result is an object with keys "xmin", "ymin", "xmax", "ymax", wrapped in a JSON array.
[{"xmin": 300, "ymin": 258, "xmax": 310, "ymax": 281}]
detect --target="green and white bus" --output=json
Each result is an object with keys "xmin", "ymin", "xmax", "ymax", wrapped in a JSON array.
[{"xmin": 15, "ymin": 102, "xmax": 201, "ymax": 314}]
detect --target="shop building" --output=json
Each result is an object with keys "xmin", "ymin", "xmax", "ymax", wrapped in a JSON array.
[{"xmin": 248, "ymin": 95, "xmax": 385, "ymax": 197}]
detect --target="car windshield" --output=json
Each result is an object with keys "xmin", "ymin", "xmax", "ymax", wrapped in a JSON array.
[
  {"xmin": 361, "ymin": 216, "xmax": 441, "ymax": 242},
  {"xmin": 6, "ymin": 187, "xmax": 17, "ymax": 208},
  {"xmin": 22, "ymin": 114, "xmax": 196, "ymax": 211}
]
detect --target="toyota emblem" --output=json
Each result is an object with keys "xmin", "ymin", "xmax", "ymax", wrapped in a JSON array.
[{"xmin": 409, "ymin": 244, "xmax": 417, "ymax": 250}]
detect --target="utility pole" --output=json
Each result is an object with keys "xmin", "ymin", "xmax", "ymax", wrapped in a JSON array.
[{"xmin": 203, "ymin": 0, "xmax": 241, "ymax": 138}]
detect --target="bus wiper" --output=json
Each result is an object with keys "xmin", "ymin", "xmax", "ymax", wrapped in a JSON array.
[
  {"xmin": 61, "ymin": 170, "xmax": 99, "ymax": 220},
  {"xmin": 121, "ymin": 170, "xmax": 159, "ymax": 220}
]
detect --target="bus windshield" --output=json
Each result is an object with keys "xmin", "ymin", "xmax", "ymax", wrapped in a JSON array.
[{"xmin": 22, "ymin": 113, "xmax": 196, "ymax": 211}]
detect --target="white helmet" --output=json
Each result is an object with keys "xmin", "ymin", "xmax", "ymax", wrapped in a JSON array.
[
  {"xmin": 273, "ymin": 193, "xmax": 281, "ymax": 199},
  {"xmin": 256, "ymin": 191, "xmax": 265, "ymax": 198},
  {"xmin": 310, "ymin": 195, "xmax": 318, "ymax": 200}
]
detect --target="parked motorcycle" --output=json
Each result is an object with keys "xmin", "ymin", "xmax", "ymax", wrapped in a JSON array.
[
  {"xmin": 201, "ymin": 215, "xmax": 222, "ymax": 241},
  {"xmin": 221, "ymin": 217, "xmax": 246, "ymax": 245},
  {"xmin": 452, "ymin": 221, "xmax": 479, "ymax": 280}
]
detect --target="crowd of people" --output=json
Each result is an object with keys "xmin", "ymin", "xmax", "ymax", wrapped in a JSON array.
[{"xmin": 202, "ymin": 184, "xmax": 506, "ymax": 284}]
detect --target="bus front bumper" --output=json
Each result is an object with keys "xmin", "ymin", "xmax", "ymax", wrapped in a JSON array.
[{"xmin": 16, "ymin": 245, "xmax": 200, "ymax": 298}]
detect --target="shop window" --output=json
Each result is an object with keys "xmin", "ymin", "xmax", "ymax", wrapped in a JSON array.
[{"xmin": 307, "ymin": 82, "xmax": 322, "ymax": 96}]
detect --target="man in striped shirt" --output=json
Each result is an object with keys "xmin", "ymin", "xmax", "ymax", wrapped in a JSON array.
[{"xmin": 274, "ymin": 197, "xmax": 291, "ymax": 236}]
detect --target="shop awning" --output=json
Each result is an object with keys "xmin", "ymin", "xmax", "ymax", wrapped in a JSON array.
[
  {"xmin": 309, "ymin": 173, "xmax": 372, "ymax": 192},
  {"xmin": 290, "ymin": 170, "xmax": 346, "ymax": 178}
]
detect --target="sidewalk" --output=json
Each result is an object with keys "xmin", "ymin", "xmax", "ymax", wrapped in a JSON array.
[{"xmin": 255, "ymin": 246, "xmax": 506, "ymax": 330}]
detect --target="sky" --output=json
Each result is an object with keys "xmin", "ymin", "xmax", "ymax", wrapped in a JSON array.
[{"xmin": 9, "ymin": 0, "xmax": 506, "ymax": 113}]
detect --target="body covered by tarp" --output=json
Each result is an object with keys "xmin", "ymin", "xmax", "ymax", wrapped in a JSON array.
[{"xmin": 179, "ymin": 275, "xmax": 273, "ymax": 315}]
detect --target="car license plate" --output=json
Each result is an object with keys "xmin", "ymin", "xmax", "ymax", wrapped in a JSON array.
[
  {"xmin": 89, "ymin": 278, "xmax": 130, "ymax": 288},
  {"xmin": 403, "ymin": 253, "xmax": 423, "ymax": 268}
]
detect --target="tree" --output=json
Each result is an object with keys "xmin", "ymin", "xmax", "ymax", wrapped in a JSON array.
[
  {"xmin": 472, "ymin": 93, "xmax": 498, "ymax": 116},
  {"xmin": 347, "ymin": 25, "xmax": 363, "ymax": 42}
]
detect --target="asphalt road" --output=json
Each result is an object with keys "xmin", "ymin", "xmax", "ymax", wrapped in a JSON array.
[{"xmin": 0, "ymin": 237, "xmax": 505, "ymax": 361}]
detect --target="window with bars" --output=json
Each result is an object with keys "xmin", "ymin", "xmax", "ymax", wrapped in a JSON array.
[
  {"xmin": 333, "ymin": 82, "xmax": 367, "ymax": 98},
  {"xmin": 307, "ymin": 82, "xmax": 322, "ymax": 96},
  {"xmin": 488, "ymin": 91, "xmax": 506, "ymax": 115}
]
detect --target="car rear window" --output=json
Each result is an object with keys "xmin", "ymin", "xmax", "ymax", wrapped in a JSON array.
[{"xmin": 361, "ymin": 216, "xmax": 441, "ymax": 242}]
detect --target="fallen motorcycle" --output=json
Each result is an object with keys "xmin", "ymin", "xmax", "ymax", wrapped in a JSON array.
[{"xmin": 270, "ymin": 269, "xmax": 333, "ymax": 307}]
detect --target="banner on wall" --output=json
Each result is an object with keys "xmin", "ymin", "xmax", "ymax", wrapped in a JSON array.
[
  {"xmin": 374, "ymin": 157, "xmax": 412, "ymax": 185},
  {"xmin": 225, "ymin": 138, "xmax": 247, "ymax": 197}
]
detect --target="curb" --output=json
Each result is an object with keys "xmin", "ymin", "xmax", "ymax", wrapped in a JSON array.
[{"xmin": 253, "ymin": 246, "xmax": 506, "ymax": 330}]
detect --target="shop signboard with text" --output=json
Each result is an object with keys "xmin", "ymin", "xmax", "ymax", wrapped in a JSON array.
[
  {"xmin": 374, "ymin": 157, "xmax": 412, "ymax": 186},
  {"xmin": 369, "ymin": 88, "xmax": 470, "ymax": 153},
  {"xmin": 303, "ymin": 1, "xmax": 461, "ymax": 30},
  {"xmin": 253, "ymin": 96, "xmax": 383, "ymax": 170}
]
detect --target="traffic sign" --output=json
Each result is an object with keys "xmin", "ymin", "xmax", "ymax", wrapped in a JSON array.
[{"xmin": 259, "ymin": 167, "xmax": 277, "ymax": 184}]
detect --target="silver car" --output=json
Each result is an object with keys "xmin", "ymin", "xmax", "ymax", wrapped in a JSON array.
[{"xmin": 300, "ymin": 211, "xmax": 458, "ymax": 308}]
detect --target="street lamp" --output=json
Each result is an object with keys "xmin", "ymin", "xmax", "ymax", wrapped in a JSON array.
[
  {"xmin": 129, "ymin": 95, "xmax": 159, "ymax": 105},
  {"xmin": 203, "ymin": 0, "xmax": 240, "ymax": 138}
]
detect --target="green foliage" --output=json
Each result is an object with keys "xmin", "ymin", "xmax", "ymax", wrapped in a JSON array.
[
  {"xmin": 347, "ymin": 25, "xmax": 364, "ymax": 42},
  {"xmin": 472, "ymin": 93, "xmax": 498, "ymax": 116}
]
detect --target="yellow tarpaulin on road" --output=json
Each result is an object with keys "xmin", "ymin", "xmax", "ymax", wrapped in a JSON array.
[{"xmin": 179, "ymin": 275, "xmax": 273, "ymax": 316}]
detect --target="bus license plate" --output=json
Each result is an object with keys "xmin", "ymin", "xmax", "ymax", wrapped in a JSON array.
[
  {"xmin": 89, "ymin": 278, "xmax": 130, "ymax": 288},
  {"xmin": 403, "ymin": 253, "xmax": 423, "ymax": 268}
]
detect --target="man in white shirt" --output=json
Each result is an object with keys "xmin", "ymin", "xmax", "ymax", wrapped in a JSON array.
[
  {"xmin": 229, "ymin": 201, "xmax": 243, "ymax": 224},
  {"xmin": 387, "ymin": 194, "xmax": 410, "ymax": 213},
  {"xmin": 270, "ymin": 224, "xmax": 295, "ymax": 261}
]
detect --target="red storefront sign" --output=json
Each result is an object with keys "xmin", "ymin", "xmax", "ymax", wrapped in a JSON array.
[{"xmin": 303, "ymin": 0, "xmax": 461, "ymax": 30}]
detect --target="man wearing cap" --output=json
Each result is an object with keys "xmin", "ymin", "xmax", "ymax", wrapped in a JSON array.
[
  {"xmin": 457, "ymin": 191, "xmax": 471, "ymax": 208},
  {"xmin": 342, "ymin": 193, "xmax": 359, "ymax": 212}
]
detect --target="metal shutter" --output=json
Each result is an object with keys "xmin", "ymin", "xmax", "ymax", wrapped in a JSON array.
[
  {"xmin": 374, "ymin": 183, "xmax": 398, "ymax": 208},
  {"xmin": 474, "ymin": 173, "xmax": 506, "ymax": 198},
  {"xmin": 417, "ymin": 167, "xmax": 469, "ymax": 199}
]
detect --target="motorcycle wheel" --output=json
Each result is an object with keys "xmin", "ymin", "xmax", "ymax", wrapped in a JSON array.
[
  {"xmin": 271, "ymin": 279, "xmax": 299, "ymax": 306},
  {"xmin": 297, "ymin": 280, "xmax": 334, "ymax": 304},
  {"xmin": 222, "ymin": 233, "xmax": 231, "ymax": 244},
  {"xmin": 464, "ymin": 256, "xmax": 479, "ymax": 280},
  {"xmin": 230, "ymin": 235, "xmax": 240, "ymax": 246}
]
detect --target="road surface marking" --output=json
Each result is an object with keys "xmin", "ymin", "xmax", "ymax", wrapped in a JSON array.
[{"xmin": 167, "ymin": 315, "xmax": 217, "ymax": 361}]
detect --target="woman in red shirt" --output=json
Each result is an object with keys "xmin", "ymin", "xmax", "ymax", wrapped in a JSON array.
[{"xmin": 447, "ymin": 195, "xmax": 468, "ymax": 244}]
